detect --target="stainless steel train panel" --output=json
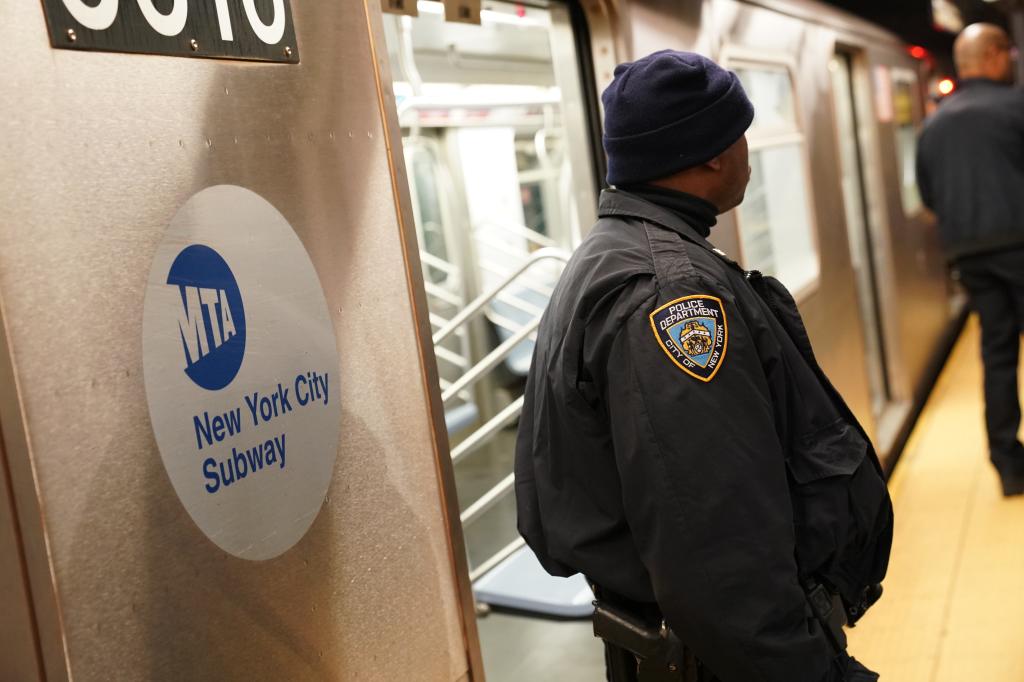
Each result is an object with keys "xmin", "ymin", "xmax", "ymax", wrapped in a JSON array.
[
  {"xmin": 0, "ymin": 1, "xmax": 481, "ymax": 680},
  {"xmin": 864, "ymin": 59, "xmax": 953, "ymax": 410}
]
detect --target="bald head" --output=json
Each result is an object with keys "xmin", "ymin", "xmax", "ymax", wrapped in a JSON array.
[{"xmin": 955, "ymin": 23, "xmax": 1015, "ymax": 83}]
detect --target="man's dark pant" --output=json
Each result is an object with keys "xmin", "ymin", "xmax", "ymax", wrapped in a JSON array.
[{"xmin": 955, "ymin": 247, "xmax": 1024, "ymax": 479}]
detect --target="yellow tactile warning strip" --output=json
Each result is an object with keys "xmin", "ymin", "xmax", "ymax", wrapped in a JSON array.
[{"xmin": 846, "ymin": 317, "xmax": 1024, "ymax": 681}]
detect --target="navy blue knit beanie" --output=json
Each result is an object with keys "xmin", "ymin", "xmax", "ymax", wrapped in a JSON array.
[{"xmin": 602, "ymin": 50, "xmax": 755, "ymax": 186}]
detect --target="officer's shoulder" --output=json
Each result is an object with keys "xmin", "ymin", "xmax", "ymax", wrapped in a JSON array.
[
  {"xmin": 575, "ymin": 215, "xmax": 657, "ymax": 275},
  {"xmin": 575, "ymin": 213, "xmax": 737, "ymax": 298},
  {"xmin": 666, "ymin": 237, "xmax": 740, "ymax": 295}
]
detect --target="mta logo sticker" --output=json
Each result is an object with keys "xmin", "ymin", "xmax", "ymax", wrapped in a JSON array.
[
  {"xmin": 167, "ymin": 245, "xmax": 246, "ymax": 391},
  {"xmin": 649, "ymin": 295, "xmax": 728, "ymax": 382}
]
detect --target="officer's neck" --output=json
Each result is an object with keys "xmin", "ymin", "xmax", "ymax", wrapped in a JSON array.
[{"xmin": 618, "ymin": 184, "xmax": 718, "ymax": 238}]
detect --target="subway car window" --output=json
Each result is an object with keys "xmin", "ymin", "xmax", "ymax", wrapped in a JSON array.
[
  {"xmin": 732, "ymin": 63, "xmax": 820, "ymax": 294},
  {"xmin": 383, "ymin": 1, "xmax": 592, "ymax": 574},
  {"xmin": 736, "ymin": 66, "xmax": 797, "ymax": 132},
  {"xmin": 892, "ymin": 68, "xmax": 923, "ymax": 216}
]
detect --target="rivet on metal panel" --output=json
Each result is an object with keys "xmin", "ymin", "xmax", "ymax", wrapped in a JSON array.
[
  {"xmin": 66, "ymin": 28, "xmax": 77, "ymax": 43},
  {"xmin": 284, "ymin": 46, "xmax": 293, "ymax": 58},
  {"xmin": 329, "ymin": 132, "xmax": 336, "ymax": 141},
  {"xmin": 190, "ymin": 39, "xmax": 199, "ymax": 51},
  {"xmin": 206, "ymin": 138, "xmax": 213, "ymax": 148}
]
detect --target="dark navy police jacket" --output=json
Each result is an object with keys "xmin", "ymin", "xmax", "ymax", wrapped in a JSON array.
[
  {"xmin": 916, "ymin": 79, "xmax": 1024, "ymax": 260},
  {"xmin": 515, "ymin": 189, "xmax": 893, "ymax": 682}
]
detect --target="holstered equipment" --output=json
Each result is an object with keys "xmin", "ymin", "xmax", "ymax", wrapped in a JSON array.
[
  {"xmin": 592, "ymin": 599, "xmax": 696, "ymax": 682},
  {"xmin": 844, "ymin": 582, "xmax": 883, "ymax": 627},
  {"xmin": 804, "ymin": 579, "xmax": 849, "ymax": 653}
]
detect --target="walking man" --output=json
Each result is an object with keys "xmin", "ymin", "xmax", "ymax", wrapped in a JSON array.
[{"xmin": 917, "ymin": 23, "xmax": 1024, "ymax": 496}]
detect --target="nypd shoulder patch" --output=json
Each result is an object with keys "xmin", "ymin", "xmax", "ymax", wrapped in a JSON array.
[{"xmin": 649, "ymin": 295, "xmax": 728, "ymax": 382}]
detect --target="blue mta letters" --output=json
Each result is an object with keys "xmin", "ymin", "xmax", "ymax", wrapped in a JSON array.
[{"xmin": 167, "ymin": 244, "xmax": 247, "ymax": 391}]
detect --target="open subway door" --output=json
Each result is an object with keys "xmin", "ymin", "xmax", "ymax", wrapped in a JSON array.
[
  {"xmin": 380, "ymin": 0, "xmax": 601, "ymax": 619},
  {"xmin": 0, "ymin": 1, "xmax": 482, "ymax": 680}
]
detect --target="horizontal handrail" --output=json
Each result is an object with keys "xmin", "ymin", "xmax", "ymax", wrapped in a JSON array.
[
  {"xmin": 485, "ymin": 312, "xmax": 541, "ymax": 341},
  {"xmin": 461, "ymin": 472, "xmax": 515, "ymax": 525},
  {"xmin": 493, "ymin": 289, "xmax": 548, "ymax": 318},
  {"xmin": 473, "ymin": 286, "xmax": 548, "ymax": 322},
  {"xmin": 428, "ymin": 311, "xmax": 450, "ymax": 329},
  {"xmin": 450, "ymin": 396, "xmax": 524, "ymax": 464},
  {"xmin": 424, "ymin": 281, "xmax": 464, "ymax": 307},
  {"xmin": 433, "ymin": 248, "xmax": 570, "ymax": 345},
  {"xmin": 470, "ymin": 536, "xmax": 527, "ymax": 583},
  {"xmin": 420, "ymin": 250, "xmax": 460, "ymax": 276},
  {"xmin": 478, "ymin": 260, "xmax": 557, "ymax": 300},
  {"xmin": 442, "ymin": 319, "xmax": 541, "ymax": 403},
  {"xmin": 434, "ymin": 345, "xmax": 470, "ymax": 370}
]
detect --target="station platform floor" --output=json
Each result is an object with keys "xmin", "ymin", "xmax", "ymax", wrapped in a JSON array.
[
  {"xmin": 846, "ymin": 317, "xmax": 1024, "ymax": 680},
  {"xmin": 477, "ymin": 317, "xmax": 1024, "ymax": 681}
]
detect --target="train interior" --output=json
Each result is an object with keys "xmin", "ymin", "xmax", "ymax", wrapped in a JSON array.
[
  {"xmin": 384, "ymin": 0, "xmax": 593, "ymax": 600},
  {"xmin": 384, "ymin": 4, "xmax": 607, "ymax": 674}
]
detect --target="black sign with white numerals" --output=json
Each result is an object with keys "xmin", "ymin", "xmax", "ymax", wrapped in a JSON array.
[{"xmin": 41, "ymin": 0, "xmax": 299, "ymax": 63}]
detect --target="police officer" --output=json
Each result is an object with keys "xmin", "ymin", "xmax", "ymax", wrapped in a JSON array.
[
  {"xmin": 515, "ymin": 51, "xmax": 893, "ymax": 682},
  {"xmin": 916, "ymin": 23, "xmax": 1024, "ymax": 497}
]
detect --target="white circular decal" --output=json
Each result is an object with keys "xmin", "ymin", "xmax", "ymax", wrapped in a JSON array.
[{"xmin": 143, "ymin": 185, "xmax": 340, "ymax": 560}]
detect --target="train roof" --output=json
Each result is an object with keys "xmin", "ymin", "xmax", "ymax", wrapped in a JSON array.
[{"xmin": 740, "ymin": 0, "xmax": 907, "ymax": 49}]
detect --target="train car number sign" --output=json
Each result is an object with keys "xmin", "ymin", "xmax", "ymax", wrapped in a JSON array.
[{"xmin": 41, "ymin": 0, "xmax": 299, "ymax": 63}]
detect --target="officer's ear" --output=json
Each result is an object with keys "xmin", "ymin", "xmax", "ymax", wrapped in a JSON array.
[{"xmin": 704, "ymin": 155, "xmax": 723, "ymax": 171}]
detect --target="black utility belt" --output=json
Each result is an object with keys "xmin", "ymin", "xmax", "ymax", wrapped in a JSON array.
[{"xmin": 592, "ymin": 580, "xmax": 883, "ymax": 680}]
